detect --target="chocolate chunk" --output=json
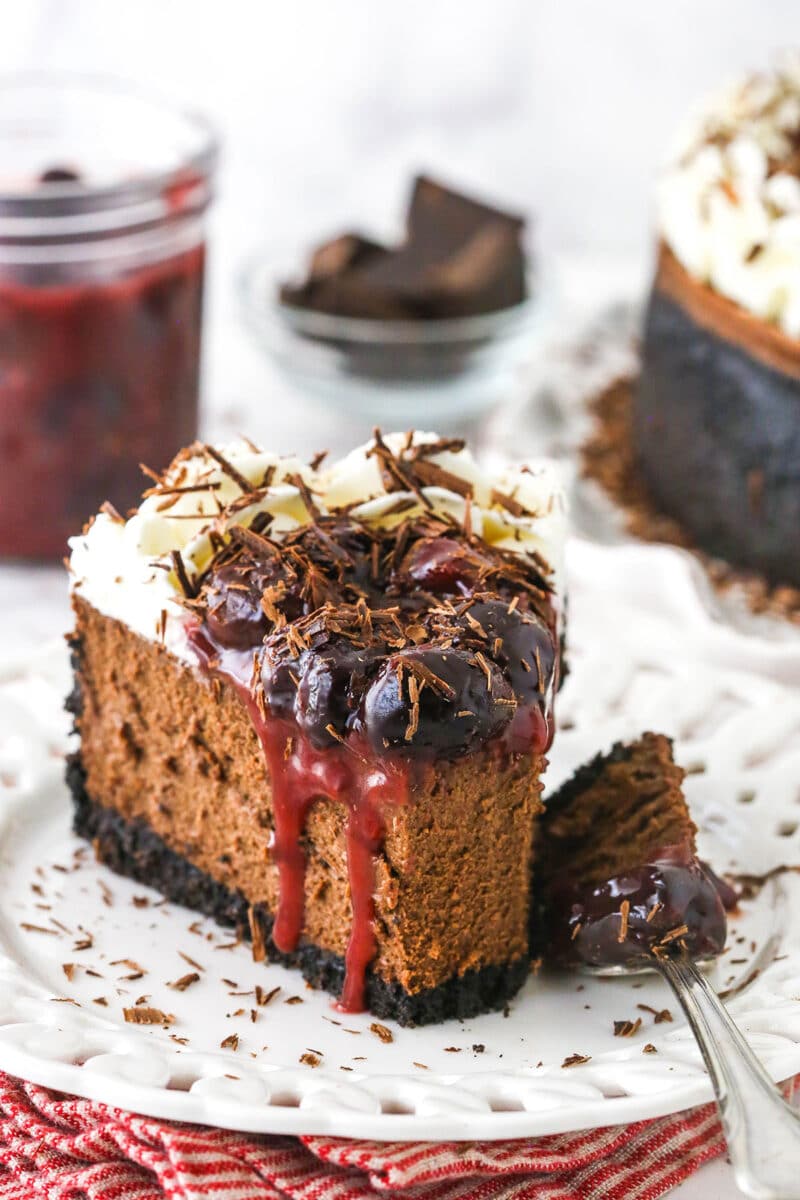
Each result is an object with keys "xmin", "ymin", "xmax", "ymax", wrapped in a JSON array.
[
  {"xmin": 39, "ymin": 166, "xmax": 82, "ymax": 184},
  {"xmin": 281, "ymin": 233, "xmax": 389, "ymax": 310},
  {"xmin": 406, "ymin": 174, "xmax": 525, "ymax": 257},
  {"xmin": 278, "ymin": 174, "xmax": 527, "ymax": 320}
]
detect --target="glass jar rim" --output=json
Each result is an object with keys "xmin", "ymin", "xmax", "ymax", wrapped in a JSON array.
[{"xmin": 0, "ymin": 72, "xmax": 219, "ymax": 243}]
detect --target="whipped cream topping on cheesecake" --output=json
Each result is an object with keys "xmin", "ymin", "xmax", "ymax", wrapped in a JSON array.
[
  {"xmin": 658, "ymin": 52, "xmax": 800, "ymax": 336},
  {"xmin": 68, "ymin": 430, "xmax": 567, "ymax": 663}
]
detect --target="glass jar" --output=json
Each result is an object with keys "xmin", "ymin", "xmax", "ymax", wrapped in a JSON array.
[{"xmin": 0, "ymin": 75, "xmax": 218, "ymax": 559}]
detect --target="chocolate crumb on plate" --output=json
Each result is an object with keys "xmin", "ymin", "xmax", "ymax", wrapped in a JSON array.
[
  {"xmin": 169, "ymin": 972, "xmax": 200, "ymax": 992},
  {"xmin": 178, "ymin": 951, "xmax": 204, "ymax": 972},
  {"xmin": 562, "ymin": 1053, "xmax": 591, "ymax": 1068},
  {"xmin": 613, "ymin": 1017, "xmax": 643, "ymax": 1037},
  {"xmin": 637, "ymin": 1004, "xmax": 673, "ymax": 1024},
  {"xmin": 256, "ymin": 985, "xmax": 281, "ymax": 1006},
  {"xmin": 123, "ymin": 1006, "xmax": 174, "ymax": 1027}
]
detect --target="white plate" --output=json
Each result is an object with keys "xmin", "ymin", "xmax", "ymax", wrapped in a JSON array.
[{"xmin": 0, "ymin": 539, "xmax": 799, "ymax": 1140}]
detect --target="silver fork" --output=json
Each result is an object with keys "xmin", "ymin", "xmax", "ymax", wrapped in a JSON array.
[{"xmin": 589, "ymin": 951, "xmax": 800, "ymax": 1199}]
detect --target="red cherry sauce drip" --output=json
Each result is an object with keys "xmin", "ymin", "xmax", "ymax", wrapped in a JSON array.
[{"xmin": 188, "ymin": 628, "xmax": 409, "ymax": 1012}]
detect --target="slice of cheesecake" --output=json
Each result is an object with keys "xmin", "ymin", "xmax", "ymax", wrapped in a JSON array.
[
  {"xmin": 68, "ymin": 431, "xmax": 566, "ymax": 1025},
  {"xmin": 537, "ymin": 733, "xmax": 732, "ymax": 969}
]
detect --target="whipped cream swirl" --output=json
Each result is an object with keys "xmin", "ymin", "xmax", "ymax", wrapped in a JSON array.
[
  {"xmin": 658, "ymin": 52, "xmax": 800, "ymax": 336},
  {"xmin": 69, "ymin": 432, "xmax": 567, "ymax": 663}
]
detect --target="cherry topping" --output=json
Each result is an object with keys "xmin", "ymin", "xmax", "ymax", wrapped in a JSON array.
[
  {"xmin": 401, "ymin": 536, "xmax": 490, "ymax": 595},
  {"xmin": 295, "ymin": 642, "xmax": 382, "ymax": 747},
  {"xmin": 362, "ymin": 647, "xmax": 514, "ymax": 756},
  {"xmin": 204, "ymin": 560, "xmax": 301, "ymax": 649},
  {"xmin": 545, "ymin": 850, "xmax": 729, "ymax": 969},
  {"xmin": 463, "ymin": 599, "xmax": 556, "ymax": 705}
]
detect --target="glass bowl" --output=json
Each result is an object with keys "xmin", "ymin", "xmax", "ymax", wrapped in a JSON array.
[{"xmin": 237, "ymin": 242, "xmax": 549, "ymax": 424}]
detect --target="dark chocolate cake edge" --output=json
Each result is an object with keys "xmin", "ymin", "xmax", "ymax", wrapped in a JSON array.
[
  {"xmin": 542, "ymin": 734, "xmax": 673, "ymax": 815},
  {"xmin": 66, "ymin": 752, "xmax": 528, "ymax": 1028}
]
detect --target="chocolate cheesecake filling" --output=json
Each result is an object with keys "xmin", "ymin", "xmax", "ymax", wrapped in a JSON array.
[{"xmin": 177, "ymin": 460, "xmax": 558, "ymax": 1011}]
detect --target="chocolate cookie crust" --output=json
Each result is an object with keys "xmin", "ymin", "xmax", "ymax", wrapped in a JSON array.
[
  {"xmin": 634, "ymin": 247, "xmax": 800, "ymax": 588},
  {"xmin": 68, "ymin": 754, "xmax": 528, "ymax": 1026},
  {"xmin": 581, "ymin": 377, "xmax": 800, "ymax": 624}
]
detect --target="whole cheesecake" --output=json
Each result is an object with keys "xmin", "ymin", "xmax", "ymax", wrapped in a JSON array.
[
  {"xmin": 635, "ymin": 56, "xmax": 800, "ymax": 588},
  {"xmin": 67, "ymin": 432, "xmax": 566, "ymax": 1025}
]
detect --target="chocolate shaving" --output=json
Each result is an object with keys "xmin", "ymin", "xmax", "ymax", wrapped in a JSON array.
[
  {"xmin": 637, "ymin": 1004, "xmax": 673, "ymax": 1024},
  {"xmin": 490, "ymin": 488, "xmax": 526, "ymax": 518},
  {"xmin": 170, "ymin": 550, "xmax": 197, "ymax": 599},
  {"xmin": 407, "ymin": 457, "xmax": 474, "ymax": 498},
  {"xmin": 203, "ymin": 445, "xmax": 254, "ymax": 493},
  {"xmin": 240, "ymin": 908, "xmax": 265, "ymax": 964},
  {"xmin": 617, "ymin": 899, "xmax": 630, "ymax": 943},
  {"xmin": 659, "ymin": 923, "xmax": 689, "ymax": 946},
  {"xmin": 124, "ymin": 1006, "xmax": 174, "ymax": 1026},
  {"xmin": 367, "ymin": 428, "xmax": 434, "ymax": 509},
  {"xmin": 169, "ymin": 972, "xmax": 200, "ymax": 992},
  {"xmin": 99, "ymin": 500, "xmax": 125, "ymax": 524},
  {"xmin": 613, "ymin": 1017, "xmax": 642, "ymax": 1037},
  {"xmin": 228, "ymin": 523, "xmax": 281, "ymax": 560},
  {"xmin": 178, "ymin": 951, "xmax": 204, "ymax": 972},
  {"xmin": 370, "ymin": 1022, "xmax": 394, "ymax": 1044},
  {"xmin": 255, "ymin": 985, "xmax": 280, "ymax": 1007},
  {"xmin": 287, "ymin": 472, "xmax": 323, "ymax": 521},
  {"xmin": 562, "ymin": 1053, "xmax": 591, "ymax": 1068}
]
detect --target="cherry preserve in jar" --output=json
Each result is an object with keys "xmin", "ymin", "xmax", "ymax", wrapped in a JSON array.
[{"xmin": 0, "ymin": 76, "xmax": 218, "ymax": 558}]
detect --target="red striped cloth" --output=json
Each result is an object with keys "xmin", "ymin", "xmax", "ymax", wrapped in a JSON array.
[{"xmin": 0, "ymin": 1069, "xmax": 778, "ymax": 1200}]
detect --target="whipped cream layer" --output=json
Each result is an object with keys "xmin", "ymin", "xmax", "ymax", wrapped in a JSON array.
[
  {"xmin": 658, "ymin": 52, "xmax": 800, "ymax": 336},
  {"xmin": 69, "ymin": 432, "xmax": 567, "ymax": 662}
]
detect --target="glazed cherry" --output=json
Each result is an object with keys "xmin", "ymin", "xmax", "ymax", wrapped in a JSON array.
[
  {"xmin": 464, "ymin": 599, "xmax": 555, "ymax": 703},
  {"xmin": 204, "ymin": 560, "xmax": 302, "ymax": 649},
  {"xmin": 400, "ymin": 536, "xmax": 490, "ymax": 596},
  {"xmin": 362, "ymin": 646, "xmax": 514, "ymax": 757},
  {"xmin": 295, "ymin": 642, "xmax": 382, "ymax": 748},
  {"xmin": 547, "ymin": 852, "xmax": 729, "ymax": 969}
]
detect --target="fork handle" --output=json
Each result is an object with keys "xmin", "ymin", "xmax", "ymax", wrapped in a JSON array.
[{"xmin": 658, "ymin": 953, "xmax": 800, "ymax": 1199}]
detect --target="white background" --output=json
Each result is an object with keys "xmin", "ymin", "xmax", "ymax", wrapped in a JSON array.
[
  {"xmin": 3, "ymin": 0, "xmax": 799, "ymax": 460},
  {"xmin": 3, "ymin": 4, "xmax": 798, "ymax": 1194}
]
